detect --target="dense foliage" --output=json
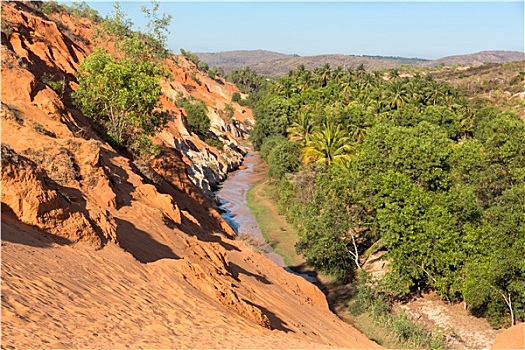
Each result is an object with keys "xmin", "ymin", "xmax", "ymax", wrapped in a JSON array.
[
  {"xmin": 248, "ymin": 63, "xmax": 525, "ymax": 328},
  {"xmin": 73, "ymin": 2, "xmax": 171, "ymax": 157},
  {"xmin": 175, "ymin": 96, "xmax": 211, "ymax": 135}
]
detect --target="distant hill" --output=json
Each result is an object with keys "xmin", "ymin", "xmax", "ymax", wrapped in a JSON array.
[
  {"xmin": 423, "ymin": 50, "xmax": 525, "ymax": 67},
  {"xmin": 195, "ymin": 50, "xmax": 525, "ymax": 77},
  {"xmin": 196, "ymin": 50, "xmax": 428, "ymax": 76},
  {"xmin": 195, "ymin": 50, "xmax": 292, "ymax": 68}
]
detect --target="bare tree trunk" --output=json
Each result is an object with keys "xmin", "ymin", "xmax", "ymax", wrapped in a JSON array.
[
  {"xmin": 501, "ymin": 291, "xmax": 515, "ymax": 326},
  {"xmin": 348, "ymin": 234, "xmax": 361, "ymax": 270}
]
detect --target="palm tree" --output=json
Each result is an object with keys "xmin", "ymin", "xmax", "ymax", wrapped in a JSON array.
[
  {"xmin": 350, "ymin": 123, "xmax": 367, "ymax": 144},
  {"xmin": 287, "ymin": 109, "xmax": 314, "ymax": 145},
  {"xmin": 333, "ymin": 66, "xmax": 344, "ymax": 81},
  {"xmin": 340, "ymin": 80, "xmax": 354, "ymax": 103},
  {"xmin": 317, "ymin": 63, "xmax": 332, "ymax": 87},
  {"xmin": 297, "ymin": 70, "xmax": 313, "ymax": 91},
  {"xmin": 384, "ymin": 80, "xmax": 409, "ymax": 110},
  {"xmin": 388, "ymin": 68, "xmax": 400, "ymax": 80},
  {"xmin": 301, "ymin": 122, "xmax": 353, "ymax": 166},
  {"xmin": 424, "ymin": 82, "xmax": 443, "ymax": 106}
]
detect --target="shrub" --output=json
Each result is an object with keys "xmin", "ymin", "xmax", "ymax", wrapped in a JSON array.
[
  {"xmin": 67, "ymin": 1, "xmax": 101, "ymax": 21},
  {"xmin": 205, "ymin": 137, "xmax": 224, "ymax": 149},
  {"xmin": 259, "ymin": 135, "xmax": 287, "ymax": 160},
  {"xmin": 207, "ymin": 68, "xmax": 216, "ymax": 79},
  {"xmin": 40, "ymin": 0, "xmax": 62, "ymax": 15},
  {"xmin": 232, "ymin": 92, "xmax": 241, "ymax": 103},
  {"xmin": 73, "ymin": 48, "xmax": 167, "ymax": 152},
  {"xmin": 176, "ymin": 97, "xmax": 210, "ymax": 135},
  {"xmin": 42, "ymin": 73, "xmax": 66, "ymax": 98},
  {"xmin": 348, "ymin": 271, "xmax": 448, "ymax": 349},
  {"xmin": 224, "ymin": 104, "xmax": 234, "ymax": 121},
  {"xmin": 267, "ymin": 140, "xmax": 300, "ymax": 179}
]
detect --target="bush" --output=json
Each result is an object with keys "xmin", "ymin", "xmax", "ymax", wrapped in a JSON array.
[
  {"xmin": 207, "ymin": 68, "xmax": 216, "ymax": 79},
  {"xmin": 232, "ymin": 92, "xmax": 241, "ymax": 103},
  {"xmin": 67, "ymin": 1, "xmax": 101, "ymax": 21},
  {"xmin": 176, "ymin": 97, "xmax": 210, "ymax": 135},
  {"xmin": 267, "ymin": 141, "xmax": 300, "ymax": 179},
  {"xmin": 348, "ymin": 271, "xmax": 389, "ymax": 317},
  {"xmin": 42, "ymin": 73, "xmax": 65, "ymax": 98},
  {"xmin": 348, "ymin": 271, "xmax": 448, "ymax": 349},
  {"xmin": 73, "ymin": 48, "xmax": 167, "ymax": 152},
  {"xmin": 224, "ymin": 104, "xmax": 234, "ymax": 121},
  {"xmin": 198, "ymin": 61, "xmax": 209, "ymax": 72},
  {"xmin": 205, "ymin": 137, "xmax": 224, "ymax": 149},
  {"xmin": 40, "ymin": 0, "xmax": 62, "ymax": 15},
  {"xmin": 259, "ymin": 135, "xmax": 287, "ymax": 160}
]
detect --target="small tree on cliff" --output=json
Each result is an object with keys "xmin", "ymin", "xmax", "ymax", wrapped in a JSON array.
[
  {"xmin": 73, "ymin": 48, "xmax": 167, "ymax": 156},
  {"xmin": 74, "ymin": 2, "xmax": 173, "ymax": 157}
]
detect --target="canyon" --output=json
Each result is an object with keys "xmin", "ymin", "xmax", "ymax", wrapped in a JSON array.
[{"xmin": 1, "ymin": 2, "xmax": 380, "ymax": 349}]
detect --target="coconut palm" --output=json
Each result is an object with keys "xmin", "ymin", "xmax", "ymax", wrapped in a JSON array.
[
  {"xmin": 317, "ymin": 63, "xmax": 332, "ymax": 87},
  {"xmin": 388, "ymin": 68, "xmax": 400, "ymax": 80},
  {"xmin": 350, "ymin": 123, "xmax": 367, "ymax": 144},
  {"xmin": 384, "ymin": 80, "xmax": 410, "ymax": 110},
  {"xmin": 301, "ymin": 122, "xmax": 353, "ymax": 166},
  {"xmin": 287, "ymin": 109, "xmax": 315, "ymax": 145}
]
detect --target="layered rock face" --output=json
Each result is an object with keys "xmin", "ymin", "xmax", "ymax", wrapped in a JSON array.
[
  {"xmin": 1, "ymin": 2, "xmax": 381, "ymax": 349},
  {"xmin": 157, "ymin": 57, "xmax": 253, "ymax": 196}
]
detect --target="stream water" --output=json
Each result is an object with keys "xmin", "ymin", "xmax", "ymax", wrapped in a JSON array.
[{"xmin": 215, "ymin": 152, "xmax": 286, "ymax": 267}]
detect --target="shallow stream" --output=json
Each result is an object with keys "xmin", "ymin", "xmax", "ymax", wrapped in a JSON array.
[{"xmin": 215, "ymin": 152, "xmax": 286, "ymax": 267}]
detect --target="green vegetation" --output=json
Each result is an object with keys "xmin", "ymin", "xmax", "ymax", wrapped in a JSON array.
[
  {"xmin": 180, "ymin": 48, "xmax": 216, "ymax": 74},
  {"xmin": 204, "ymin": 137, "xmax": 224, "ymax": 149},
  {"xmin": 228, "ymin": 66, "xmax": 266, "ymax": 95},
  {"xmin": 348, "ymin": 272, "xmax": 448, "ymax": 349},
  {"xmin": 175, "ymin": 96, "xmax": 211, "ymax": 135},
  {"xmin": 72, "ymin": 2, "xmax": 171, "ymax": 158},
  {"xmin": 42, "ymin": 73, "xmax": 66, "ymax": 98},
  {"xmin": 247, "ymin": 61, "xmax": 525, "ymax": 328},
  {"xmin": 246, "ymin": 180, "xmax": 304, "ymax": 267},
  {"xmin": 40, "ymin": 1, "xmax": 101, "ymax": 22},
  {"xmin": 231, "ymin": 92, "xmax": 241, "ymax": 103}
]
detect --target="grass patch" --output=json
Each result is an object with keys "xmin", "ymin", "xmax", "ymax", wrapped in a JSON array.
[
  {"xmin": 246, "ymin": 180, "xmax": 304, "ymax": 267},
  {"xmin": 347, "ymin": 272, "xmax": 449, "ymax": 349}
]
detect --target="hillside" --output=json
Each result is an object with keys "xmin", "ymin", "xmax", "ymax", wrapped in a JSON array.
[
  {"xmin": 430, "ymin": 60, "xmax": 525, "ymax": 118},
  {"xmin": 194, "ymin": 49, "xmax": 292, "ymax": 69},
  {"xmin": 196, "ymin": 50, "xmax": 428, "ymax": 76},
  {"xmin": 424, "ymin": 50, "xmax": 525, "ymax": 67},
  {"xmin": 195, "ymin": 49, "xmax": 524, "ymax": 77},
  {"xmin": 0, "ymin": 2, "xmax": 380, "ymax": 349}
]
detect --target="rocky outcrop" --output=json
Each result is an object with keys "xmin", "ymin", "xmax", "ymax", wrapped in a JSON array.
[
  {"xmin": 1, "ymin": 140, "xmax": 118, "ymax": 244},
  {"xmin": 158, "ymin": 61, "xmax": 252, "ymax": 196}
]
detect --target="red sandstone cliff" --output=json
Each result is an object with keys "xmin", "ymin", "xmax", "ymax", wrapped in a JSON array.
[{"xmin": 1, "ymin": 2, "xmax": 380, "ymax": 348}]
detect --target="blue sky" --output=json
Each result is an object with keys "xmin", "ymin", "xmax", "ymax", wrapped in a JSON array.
[{"xmin": 76, "ymin": 1, "xmax": 524, "ymax": 59}]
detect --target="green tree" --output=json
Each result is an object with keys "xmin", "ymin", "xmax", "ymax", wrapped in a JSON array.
[
  {"xmin": 141, "ymin": 1, "xmax": 172, "ymax": 57},
  {"xmin": 101, "ymin": 2, "xmax": 133, "ymax": 40},
  {"xmin": 384, "ymin": 80, "xmax": 410, "ymax": 110},
  {"xmin": 287, "ymin": 109, "xmax": 314, "ymax": 145},
  {"xmin": 176, "ymin": 97, "xmax": 210, "ymax": 135},
  {"xmin": 251, "ymin": 95, "xmax": 297, "ymax": 150},
  {"xmin": 267, "ymin": 139, "xmax": 301, "ymax": 179},
  {"xmin": 463, "ymin": 185, "xmax": 525, "ymax": 327},
  {"xmin": 73, "ymin": 48, "xmax": 167, "ymax": 155},
  {"xmin": 301, "ymin": 123, "xmax": 353, "ymax": 167},
  {"xmin": 231, "ymin": 92, "xmax": 241, "ymax": 103}
]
